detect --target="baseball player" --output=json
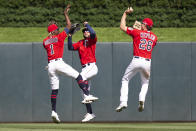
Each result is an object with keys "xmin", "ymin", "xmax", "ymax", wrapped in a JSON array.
[
  {"xmin": 116, "ymin": 7, "xmax": 158, "ymax": 112},
  {"xmin": 43, "ymin": 5, "xmax": 98, "ymax": 123},
  {"xmin": 68, "ymin": 21, "xmax": 98, "ymax": 122}
]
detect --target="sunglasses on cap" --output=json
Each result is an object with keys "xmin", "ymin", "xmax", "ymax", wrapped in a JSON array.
[
  {"xmin": 83, "ymin": 30, "xmax": 89, "ymax": 33},
  {"xmin": 82, "ymin": 28, "xmax": 89, "ymax": 33}
]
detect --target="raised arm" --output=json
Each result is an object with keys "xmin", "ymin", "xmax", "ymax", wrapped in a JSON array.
[
  {"xmin": 120, "ymin": 7, "xmax": 134, "ymax": 33},
  {"xmin": 68, "ymin": 35, "xmax": 74, "ymax": 50},
  {"xmin": 84, "ymin": 22, "xmax": 96, "ymax": 39},
  {"xmin": 64, "ymin": 4, "xmax": 71, "ymax": 30}
]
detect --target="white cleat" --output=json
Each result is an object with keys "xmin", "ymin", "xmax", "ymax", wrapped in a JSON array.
[
  {"xmin": 82, "ymin": 113, "xmax": 96, "ymax": 122},
  {"xmin": 82, "ymin": 94, "xmax": 98, "ymax": 104},
  {"xmin": 81, "ymin": 100, "xmax": 93, "ymax": 104},
  {"xmin": 115, "ymin": 103, "xmax": 128, "ymax": 112},
  {"xmin": 138, "ymin": 101, "xmax": 144, "ymax": 112},
  {"xmin": 51, "ymin": 111, "xmax": 60, "ymax": 123}
]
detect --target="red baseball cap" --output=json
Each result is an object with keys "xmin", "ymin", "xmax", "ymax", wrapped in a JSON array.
[
  {"xmin": 48, "ymin": 24, "xmax": 58, "ymax": 33},
  {"xmin": 142, "ymin": 18, "xmax": 153, "ymax": 28}
]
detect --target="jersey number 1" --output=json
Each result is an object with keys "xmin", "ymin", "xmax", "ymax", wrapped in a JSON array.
[
  {"xmin": 50, "ymin": 44, "xmax": 54, "ymax": 55},
  {"xmin": 139, "ymin": 39, "xmax": 153, "ymax": 51}
]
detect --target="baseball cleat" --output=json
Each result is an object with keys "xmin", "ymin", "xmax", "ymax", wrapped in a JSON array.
[
  {"xmin": 51, "ymin": 111, "xmax": 60, "ymax": 123},
  {"xmin": 82, "ymin": 113, "xmax": 96, "ymax": 122},
  {"xmin": 138, "ymin": 101, "xmax": 144, "ymax": 112},
  {"xmin": 81, "ymin": 100, "xmax": 93, "ymax": 104},
  {"xmin": 115, "ymin": 103, "xmax": 128, "ymax": 112},
  {"xmin": 82, "ymin": 95, "xmax": 98, "ymax": 104}
]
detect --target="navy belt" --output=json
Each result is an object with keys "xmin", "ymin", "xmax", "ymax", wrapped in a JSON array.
[
  {"xmin": 48, "ymin": 58, "xmax": 62, "ymax": 63},
  {"xmin": 82, "ymin": 63, "xmax": 90, "ymax": 68},
  {"xmin": 134, "ymin": 56, "xmax": 150, "ymax": 61}
]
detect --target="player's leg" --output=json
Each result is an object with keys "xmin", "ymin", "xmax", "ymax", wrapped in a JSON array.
[
  {"xmin": 57, "ymin": 60, "xmax": 79, "ymax": 78},
  {"xmin": 80, "ymin": 63, "xmax": 98, "ymax": 80},
  {"xmin": 51, "ymin": 89, "xmax": 60, "ymax": 123},
  {"xmin": 81, "ymin": 90, "xmax": 94, "ymax": 121},
  {"xmin": 81, "ymin": 105, "xmax": 95, "ymax": 122},
  {"xmin": 80, "ymin": 64, "xmax": 98, "ymax": 104},
  {"xmin": 84, "ymin": 82, "xmax": 93, "ymax": 115},
  {"xmin": 51, "ymin": 89, "xmax": 58, "ymax": 112},
  {"xmin": 78, "ymin": 63, "xmax": 98, "ymax": 89},
  {"xmin": 80, "ymin": 64, "xmax": 98, "ymax": 122},
  {"xmin": 116, "ymin": 60, "xmax": 138, "ymax": 112},
  {"xmin": 81, "ymin": 82, "xmax": 96, "ymax": 122},
  {"xmin": 80, "ymin": 63, "xmax": 98, "ymax": 100},
  {"xmin": 76, "ymin": 74, "xmax": 90, "ymax": 96},
  {"xmin": 48, "ymin": 63, "xmax": 60, "ymax": 123},
  {"xmin": 56, "ymin": 61, "xmax": 90, "ymax": 95},
  {"xmin": 138, "ymin": 62, "xmax": 151, "ymax": 112}
]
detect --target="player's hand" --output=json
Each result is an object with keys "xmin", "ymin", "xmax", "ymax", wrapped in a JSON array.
[
  {"xmin": 84, "ymin": 21, "xmax": 88, "ymax": 26},
  {"xmin": 125, "ymin": 7, "xmax": 133, "ymax": 14},
  {"xmin": 68, "ymin": 34, "xmax": 72, "ymax": 37},
  {"xmin": 64, "ymin": 4, "xmax": 71, "ymax": 15}
]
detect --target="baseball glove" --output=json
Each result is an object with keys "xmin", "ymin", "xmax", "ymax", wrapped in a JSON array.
[
  {"xmin": 69, "ymin": 23, "xmax": 80, "ymax": 35},
  {"xmin": 133, "ymin": 20, "xmax": 141, "ymax": 30}
]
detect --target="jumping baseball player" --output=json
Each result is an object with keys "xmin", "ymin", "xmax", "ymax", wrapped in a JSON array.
[
  {"xmin": 43, "ymin": 5, "xmax": 98, "ymax": 123},
  {"xmin": 68, "ymin": 21, "xmax": 98, "ymax": 122},
  {"xmin": 116, "ymin": 7, "xmax": 157, "ymax": 112}
]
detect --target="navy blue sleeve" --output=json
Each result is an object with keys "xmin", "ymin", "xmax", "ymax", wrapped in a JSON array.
[
  {"xmin": 85, "ymin": 24, "xmax": 96, "ymax": 39},
  {"xmin": 64, "ymin": 28, "xmax": 69, "ymax": 34},
  {"xmin": 68, "ymin": 36, "xmax": 74, "ymax": 50}
]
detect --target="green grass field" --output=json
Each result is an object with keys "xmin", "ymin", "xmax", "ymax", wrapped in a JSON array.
[
  {"xmin": 0, "ymin": 123, "xmax": 196, "ymax": 131},
  {"xmin": 0, "ymin": 27, "xmax": 195, "ymax": 42}
]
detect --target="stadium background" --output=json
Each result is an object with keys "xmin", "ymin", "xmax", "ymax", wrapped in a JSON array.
[{"xmin": 0, "ymin": 0, "xmax": 196, "ymax": 124}]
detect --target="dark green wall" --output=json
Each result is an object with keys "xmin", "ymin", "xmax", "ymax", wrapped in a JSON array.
[{"xmin": 0, "ymin": 42, "xmax": 195, "ymax": 122}]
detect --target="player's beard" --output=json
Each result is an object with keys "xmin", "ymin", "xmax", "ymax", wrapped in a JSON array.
[{"xmin": 83, "ymin": 34, "xmax": 88, "ymax": 39}]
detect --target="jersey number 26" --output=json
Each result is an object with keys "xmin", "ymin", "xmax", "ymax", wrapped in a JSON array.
[{"xmin": 139, "ymin": 39, "xmax": 153, "ymax": 51}]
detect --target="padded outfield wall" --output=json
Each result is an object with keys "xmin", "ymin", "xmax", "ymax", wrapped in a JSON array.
[{"xmin": 0, "ymin": 42, "xmax": 195, "ymax": 122}]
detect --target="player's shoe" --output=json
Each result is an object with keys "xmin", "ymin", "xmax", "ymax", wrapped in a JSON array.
[
  {"xmin": 138, "ymin": 101, "xmax": 144, "ymax": 112},
  {"xmin": 82, "ymin": 113, "xmax": 96, "ymax": 122},
  {"xmin": 115, "ymin": 102, "xmax": 128, "ymax": 112},
  {"xmin": 51, "ymin": 111, "xmax": 60, "ymax": 123},
  {"xmin": 81, "ymin": 94, "xmax": 98, "ymax": 104}
]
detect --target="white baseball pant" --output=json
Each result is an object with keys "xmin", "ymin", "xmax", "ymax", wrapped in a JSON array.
[
  {"xmin": 120, "ymin": 56, "xmax": 151, "ymax": 103},
  {"xmin": 80, "ymin": 62, "xmax": 98, "ymax": 98},
  {"xmin": 48, "ymin": 58, "xmax": 79, "ymax": 90}
]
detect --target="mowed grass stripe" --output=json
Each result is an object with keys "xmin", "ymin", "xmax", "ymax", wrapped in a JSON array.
[
  {"xmin": 0, "ymin": 123, "xmax": 196, "ymax": 131},
  {"xmin": 0, "ymin": 27, "xmax": 195, "ymax": 42}
]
